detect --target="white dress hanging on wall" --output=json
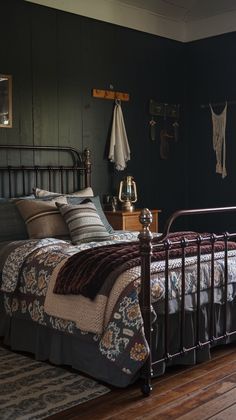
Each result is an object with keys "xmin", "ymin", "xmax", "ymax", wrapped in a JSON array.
[{"xmin": 210, "ymin": 102, "xmax": 227, "ymax": 179}]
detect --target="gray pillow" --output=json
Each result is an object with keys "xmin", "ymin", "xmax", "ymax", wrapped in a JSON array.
[
  {"xmin": 0, "ymin": 200, "xmax": 28, "ymax": 241},
  {"xmin": 67, "ymin": 196, "xmax": 114, "ymax": 234}
]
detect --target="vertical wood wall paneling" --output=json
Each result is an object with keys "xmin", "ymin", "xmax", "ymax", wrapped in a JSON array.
[
  {"xmin": 17, "ymin": 0, "xmax": 35, "ymax": 188},
  {"xmin": 149, "ymin": 39, "xmax": 187, "ymax": 223},
  {"xmin": 31, "ymin": 4, "xmax": 58, "ymax": 148},
  {"xmin": 0, "ymin": 0, "xmax": 33, "ymax": 196},
  {"xmin": 80, "ymin": 18, "xmax": 117, "ymax": 197},
  {"xmin": 0, "ymin": 0, "xmax": 186, "ymax": 221},
  {"xmin": 56, "ymin": 12, "xmax": 84, "ymax": 192},
  {"xmin": 30, "ymin": 4, "xmax": 58, "ymax": 190},
  {"xmin": 0, "ymin": 1, "xmax": 16, "ymax": 147},
  {"xmin": 186, "ymin": 32, "xmax": 236, "ymax": 232},
  {"xmin": 15, "ymin": 1, "xmax": 33, "ymax": 149},
  {"xmin": 57, "ymin": 12, "xmax": 83, "ymax": 157}
]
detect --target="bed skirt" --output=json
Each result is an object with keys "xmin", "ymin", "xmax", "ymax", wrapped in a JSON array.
[
  {"xmin": 0, "ymin": 314, "xmax": 133, "ymax": 387},
  {"xmin": 1, "ymin": 294, "xmax": 236, "ymax": 387}
]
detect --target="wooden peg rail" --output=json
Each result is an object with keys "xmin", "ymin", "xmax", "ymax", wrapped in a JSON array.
[{"xmin": 92, "ymin": 88, "xmax": 130, "ymax": 102}]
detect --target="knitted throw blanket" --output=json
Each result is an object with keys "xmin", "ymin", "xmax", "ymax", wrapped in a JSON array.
[{"xmin": 53, "ymin": 232, "xmax": 236, "ymax": 300}]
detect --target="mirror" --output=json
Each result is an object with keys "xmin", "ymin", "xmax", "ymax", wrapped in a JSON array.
[{"xmin": 0, "ymin": 74, "xmax": 12, "ymax": 128}]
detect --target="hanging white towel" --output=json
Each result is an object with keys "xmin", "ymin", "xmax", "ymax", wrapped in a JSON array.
[{"xmin": 108, "ymin": 101, "xmax": 130, "ymax": 170}]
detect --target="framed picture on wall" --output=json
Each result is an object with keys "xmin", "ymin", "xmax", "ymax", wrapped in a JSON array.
[{"xmin": 0, "ymin": 74, "xmax": 12, "ymax": 128}]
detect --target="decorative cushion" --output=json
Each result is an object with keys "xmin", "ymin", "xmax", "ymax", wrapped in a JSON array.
[
  {"xmin": 15, "ymin": 197, "xmax": 69, "ymax": 239},
  {"xmin": 32, "ymin": 193, "xmax": 114, "ymax": 234},
  {"xmin": 67, "ymin": 196, "xmax": 114, "ymax": 234},
  {"xmin": 33, "ymin": 187, "xmax": 94, "ymax": 198},
  {"xmin": 56, "ymin": 201, "xmax": 111, "ymax": 244}
]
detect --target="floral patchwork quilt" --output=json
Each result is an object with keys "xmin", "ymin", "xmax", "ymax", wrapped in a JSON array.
[{"xmin": 1, "ymin": 235, "xmax": 236, "ymax": 383}]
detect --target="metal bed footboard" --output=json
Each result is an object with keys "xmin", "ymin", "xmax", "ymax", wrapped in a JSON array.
[{"xmin": 138, "ymin": 207, "xmax": 236, "ymax": 396}]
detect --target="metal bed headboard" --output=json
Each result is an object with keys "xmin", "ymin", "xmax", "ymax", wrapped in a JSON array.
[{"xmin": 0, "ymin": 145, "xmax": 91, "ymax": 198}]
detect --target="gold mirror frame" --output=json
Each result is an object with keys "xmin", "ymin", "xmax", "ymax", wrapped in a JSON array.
[{"xmin": 0, "ymin": 74, "xmax": 12, "ymax": 128}]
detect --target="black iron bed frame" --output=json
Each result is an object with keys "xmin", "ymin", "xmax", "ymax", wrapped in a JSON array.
[
  {"xmin": 1, "ymin": 144, "xmax": 236, "ymax": 396},
  {"xmin": 0, "ymin": 144, "xmax": 91, "ymax": 197},
  {"xmin": 139, "ymin": 207, "xmax": 236, "ymax": 395}
]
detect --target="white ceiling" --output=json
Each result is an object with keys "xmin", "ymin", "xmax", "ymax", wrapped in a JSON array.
[
  {"xmin": 25, "ymin": 0, "xmax": 236, "ymax": 42},
  {"xmin": 119, "ymin": 0, "xmax": 236, "ymax": 23}
]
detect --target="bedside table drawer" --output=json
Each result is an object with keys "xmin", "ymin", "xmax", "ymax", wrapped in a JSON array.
[
  {"xmin": 105, "ymin": 209, "xmax": 160, "ymax": 232},
  {"xmin": 123, "ymin": 213, "xmax": 157, "ymax": 231}
]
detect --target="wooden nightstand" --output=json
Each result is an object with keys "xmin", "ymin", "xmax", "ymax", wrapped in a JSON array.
[{"xmin": 104, "ymin": 209, "xmax": 161, "ymax": 232}]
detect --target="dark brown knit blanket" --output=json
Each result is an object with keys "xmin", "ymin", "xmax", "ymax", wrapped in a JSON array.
[{"xmin": 53, "ymin": 232, "xmax": 236, "ymax": 300}]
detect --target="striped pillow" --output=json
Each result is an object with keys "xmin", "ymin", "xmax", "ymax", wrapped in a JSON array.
[
  {"xmin": 56, "ymin": 201, "xmax": 111, "ymax": 244},
  {"xmin": 15, "ymin": 197, "xmax": 69, "ymax": 239},
  {"xmin": 67, "ymin": 196, "xmax": 114, "ymax": 234}
]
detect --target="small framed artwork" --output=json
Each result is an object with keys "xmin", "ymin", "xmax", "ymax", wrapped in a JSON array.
[{"xmin": 0, "ymin": 74, "xmax": 12, "ymax": 128}]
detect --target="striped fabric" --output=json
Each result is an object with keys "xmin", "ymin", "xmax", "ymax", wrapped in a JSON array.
[
  {"xmin": 15, "ymin": 197, "xmax": 69, "ymax": 239},
  {"xmin": 56, "ymin": 201, "xmax": 111, "ymax": 244},
  {"xmin": 0, "ymin": 345, "xmax": 110, "ymax": 420}
]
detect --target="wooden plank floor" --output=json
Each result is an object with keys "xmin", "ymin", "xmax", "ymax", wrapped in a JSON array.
[{"xmin": 48, "ymin": 343, "xmax": 236, "ymax": 420}]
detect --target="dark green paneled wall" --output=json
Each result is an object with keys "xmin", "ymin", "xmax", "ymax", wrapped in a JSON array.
[
  {"xmin": 0, "ymin": 0, "xmax": 187, "ymax": 227},
  {"xmin": 186, "ymin": 32, "xmax": 236, "ymax": 232}
]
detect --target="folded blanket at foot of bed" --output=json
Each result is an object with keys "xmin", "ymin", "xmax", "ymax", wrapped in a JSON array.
[{"xmin": 53, "ymin": 232, "xmax": 236, "ymax": 299}]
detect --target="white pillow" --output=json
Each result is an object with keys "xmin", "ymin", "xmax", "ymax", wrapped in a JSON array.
[{"xmin": 33, "ymin": 187, "xmax": 94, "ymax": 198}]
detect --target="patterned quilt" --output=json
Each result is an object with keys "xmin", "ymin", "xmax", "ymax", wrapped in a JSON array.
[{"xmin": 1, "ymin": 235, "xmax": 236, "ymax": 382}]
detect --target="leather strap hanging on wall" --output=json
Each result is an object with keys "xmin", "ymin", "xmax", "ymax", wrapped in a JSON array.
[{"xmin": 149, "ymin": 99, "xmax": 180, "ymax": 158}]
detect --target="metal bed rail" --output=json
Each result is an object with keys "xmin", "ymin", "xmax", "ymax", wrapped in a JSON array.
[{"xmin": 139, "ymin": 206, "xmax": 236, "ymax": 395}]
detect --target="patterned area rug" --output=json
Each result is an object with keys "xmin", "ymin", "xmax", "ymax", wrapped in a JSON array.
[{"xmin": 0, "ymin": 345, "xmax": 110, "ymax": 420}]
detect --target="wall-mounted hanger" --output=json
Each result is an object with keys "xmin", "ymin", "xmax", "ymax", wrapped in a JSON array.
[
  {"xmin": 149, "ymin": 99, "xmax": 180, "ymax": 118},
  {"xmin": 92, "ymin": 88, "xmax": 129, "ymax": 102},
  {"xmin": 149, "ymin": 99, "xmax": 180, "ymax": 143},
  {"xmin": 201, "ymin": 100, "xmax": 236, "ymax": 109}
]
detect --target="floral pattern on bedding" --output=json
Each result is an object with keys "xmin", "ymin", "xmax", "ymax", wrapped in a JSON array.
[
  {"xmin": 149, "ymin": 254, "xmax": 236, "ymax": 303},
  {"xmin": 3, "ymin": 289, "xmax": 147, "ymax": 379},
  {"xmin": 3, "ymin": 283, "xmax": 148, "ymax": 377},
  {"xmin": 1, "ymin": 233, "xmax": 140, "ymax": 294},
  {"xmin": 1, "ymin": 235, "xmax": 149, "ymax": 378},
  {"xmin": 2, "ymin": 236, "xmax": 236, "ymax": 380}
]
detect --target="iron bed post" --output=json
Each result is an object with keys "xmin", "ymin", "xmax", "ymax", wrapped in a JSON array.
[
  {"xmin": 210, "ymin": 235, "xmax": 216, "ymax": 343},
  {"xmin": 180, "ymin": 238, "xmax": 186, "ymax": 354},
  {"xmin": 84, "ymin": 148, "xmax": 92, "ymax": 188},
  {"xmin": 139, "ymin": 208, "xmax": 153, "ymax": 396},
  {"xmin": 164, "ymin": 244, "xmax": 170, "ymax": 359},
  {"xmin": 224, "ymin": 233, "xmax": 229, "ymax": 339},
  {"xmin": 196, "ymin": 236, "xmax": 202, "ymax": 347}
]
